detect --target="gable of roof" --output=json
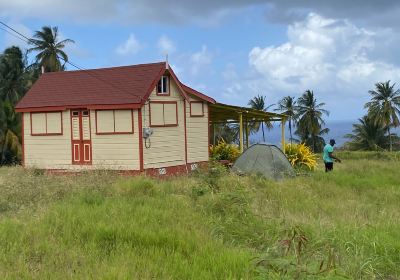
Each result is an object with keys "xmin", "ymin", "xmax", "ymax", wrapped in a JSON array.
[
  {"xmin": 15, "ymin": 62, "xmax": 216, "ymax": 111},
  {"xmin": 180, "ymin": 84, "xmax": 216, "ymax": 104}
]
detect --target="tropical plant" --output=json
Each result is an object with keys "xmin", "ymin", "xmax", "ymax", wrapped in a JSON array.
[
  {"xmin": 296, "ymin": 90, "xmax": 329, "ymax": 152},
  {"xmin": 364, "ymin": 81, "xmax": 400, "ymax": 151},
  {"xmin": 284, "ymin": 143, "xmax": 317, "ymax": 170},
  {"xmin": 0, "ymin": 46, "xmax": 28, "ymax": 104},
  {"xmin": 209, "ymin": 139, "xmax": 240, "ymax": 162},
  {"xmin": 212, "ymin": 123, "xmax": 240, "ymax": 145},
  {"xmin": 28, "ymin": 26, "xmax": 75, "ymax": 72},
  {"xmin": 248, "ymin": 95, "xmax": 273, "ymax": 142},
  {"xmin": 345, "ymin": 115, "xmax": 388, "ymax": 151},
  {"xmin": 0, "ymin": 100, "xmax": 22, "ymax": 164},
  {"xmin": 275, "ymin": 96, "xmax": 297, "ymax": 144}
]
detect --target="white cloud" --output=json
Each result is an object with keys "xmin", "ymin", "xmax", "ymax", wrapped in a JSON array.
[
  {"xmin": 157, "ymin": 35, "xmax": 176, "ymax": 55},
  {"xmin": 189, "ymin": 45, "xmax": 212, "ymax": 75},
  {"xmin": 2, "ymin": 0, "xmax": 400, "ymax": 28},
  {"xmin": 222, "ymin": 13, "xmax": 400, "ymax": 119},
  {"xmin": 115, "ymin": 34, "xmax": 141, "ymax": 56}
]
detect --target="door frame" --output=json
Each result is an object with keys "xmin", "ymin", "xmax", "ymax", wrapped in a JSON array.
[{"xmin": 70, "ymin": 109, "xmax": 92, "ymax": 165}]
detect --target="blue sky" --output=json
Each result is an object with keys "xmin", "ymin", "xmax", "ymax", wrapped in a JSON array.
[{"xmin": 2, "ymin": 1, "xmax": 400, "ymax": 121}]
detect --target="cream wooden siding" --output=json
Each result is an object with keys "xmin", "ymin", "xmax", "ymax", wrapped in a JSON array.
[
  {"xmin": 24, "ymin": 111, "xmax": 71, "ymax": 169},
  {"xmin": 142, "ymin": 77, "xmax": 186, "ymax": 168},
  {"xmin": 91, "ymin": 109, "xmax": 140, "ymax": 170},
  {"xmin": 186, "ymin": 98, "xmax": 209, "ymax": 163}
]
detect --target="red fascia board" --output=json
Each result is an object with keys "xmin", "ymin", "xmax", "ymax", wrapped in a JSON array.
[
  {"xmin": 141, "ymin": 67, "xmax": 168, "ymax": 104},
  {"xmin": 181, "ymin": 84, "xmax": 216, "ymax": 104},
  {"xmin": 15, "ymin": 103, "xmax": 141, "ymax": 112},
  {"xmin": 167, "ymin": 66, "xmax": 189, "ymax": 100},
  {"xmin": 141, "ymin": 65, "xmax": 189, "ymax": 104}
]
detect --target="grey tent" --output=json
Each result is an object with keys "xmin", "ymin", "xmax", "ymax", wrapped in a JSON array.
[{"xmin": 232, "ymin": 143, "xmax": 294, "ymax": 179}]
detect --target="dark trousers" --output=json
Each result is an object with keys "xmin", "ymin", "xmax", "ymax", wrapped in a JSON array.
[{"xmin": 325, "ymin": 162, "xmax": 333, "ymax": 172}]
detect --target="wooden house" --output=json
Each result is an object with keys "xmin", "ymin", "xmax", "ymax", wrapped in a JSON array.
[
  {"xmin": 15, "ymin": 62, "xmax": 286, "ymax": 175},
  {"xmin": 15, "ymin": 62, "xmax": 217, "ymax": 174}
]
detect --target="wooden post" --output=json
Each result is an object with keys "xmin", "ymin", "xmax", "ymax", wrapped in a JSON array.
[
  {"xmin": 281, "ymin": 118, "xmax": 286, "ymax": 153},
  {"xmin": 239, "ymin": 113, "xmax": 244, "ymax": 153},
  {"xmin": 212, "ymin": 123, "xmax": 216, "ymax": 145},
  {"xmin": 245, "ymin": 122, "xmax": 249, "ymax": 149}
]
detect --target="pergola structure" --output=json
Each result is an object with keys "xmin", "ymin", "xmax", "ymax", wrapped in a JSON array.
[{"xmin": 209, "ymin": 103, "xmax": 287, "ymax": 153}]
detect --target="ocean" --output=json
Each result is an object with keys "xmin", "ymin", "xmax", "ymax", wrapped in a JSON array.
[{"xmin": 252, "ymin": 120, "xmax": 356, "ymax": 147}]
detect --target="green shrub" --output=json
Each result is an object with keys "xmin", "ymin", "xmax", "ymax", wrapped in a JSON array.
[{"xmin": 209, "ymin": 140, "xmax": 240, "ymax": 162}]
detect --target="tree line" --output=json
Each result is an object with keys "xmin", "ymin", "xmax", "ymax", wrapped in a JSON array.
[
  {"xmin": 243, "ymin": 82, "xmax": 400, "ymax": 152},
  {"xmin": 246, "ymin": 90, "xmax": 329, "ymax": 153},
  {"xmin": 0, "ymin": 26, "xmax": 74, "ymax": 164}
]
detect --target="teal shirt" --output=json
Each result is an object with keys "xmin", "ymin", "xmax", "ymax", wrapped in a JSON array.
[{"xmin": 323, "ymin": 144, "xmax": 334, "ymax": 163}]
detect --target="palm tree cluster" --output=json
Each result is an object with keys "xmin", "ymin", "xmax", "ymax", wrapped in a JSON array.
[
  {"xmin": 0, "ymin": 26, "xmax": 74, "ymax": 165},
  {"xmin": 346, "ymin": 81, "xmax": 400, "ymax": 151},
  {"xmin": 246, "ymin": 90, "xmax": 329, "ymax": 152},
  {"xmin": 0, "ymin": 47, "xmax": 32, "ymax": 164}
]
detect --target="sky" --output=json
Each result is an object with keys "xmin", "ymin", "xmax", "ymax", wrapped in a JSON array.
[{"xmin": 1, "ymin": 0, "xmax": 400, "ymax": 121}]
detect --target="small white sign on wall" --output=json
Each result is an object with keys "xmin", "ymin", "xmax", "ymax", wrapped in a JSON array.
[
  {"xmin": 158, "ymin": 168, "xmax": 167, "ymax": 175},
  {"xmin": 191, "ymin": 163, "xmax": 198, "ymax": 171}
]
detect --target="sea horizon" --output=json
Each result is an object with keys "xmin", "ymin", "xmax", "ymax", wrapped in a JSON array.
[{"xmin": 252, "ymin": 120, "xmax": 358, "ymax": 148}]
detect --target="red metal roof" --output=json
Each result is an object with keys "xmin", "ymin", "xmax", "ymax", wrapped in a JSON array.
[{"xmin": 16, "ymin": 62, "xmax": 216, "ymax": 111}]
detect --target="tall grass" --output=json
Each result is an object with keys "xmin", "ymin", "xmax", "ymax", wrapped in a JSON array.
[{"xmin": 0, "ymin": 153, "xmax": 399, "ymax": 279}]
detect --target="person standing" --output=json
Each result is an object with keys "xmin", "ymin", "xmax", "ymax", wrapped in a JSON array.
[{"xmin": 323, "ymin": 139, "xmax": 341, "ymax": 172}]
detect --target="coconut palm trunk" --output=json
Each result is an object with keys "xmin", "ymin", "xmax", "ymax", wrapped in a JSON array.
[{"xmin": 261, "ymin": 122, "xmax": 265, "ymax": 142}]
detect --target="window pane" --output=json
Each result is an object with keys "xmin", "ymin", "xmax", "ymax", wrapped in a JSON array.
[
  {"xmin": 31, "ymin": 113, "xmax": 46, "ymax": 134},
  {"xmin": 157, "ymin": 79, "xmax": 162, "ymax": 93},
  {"xmin": 46, "ymin": 112, "xmax": 62, "ymax": 134},
  {"xmin": 96, "ymin": 110, "xmax": 114, "ymax": 133},
  {"xmin": 114, "ymin": 110, "xmax": 133, "ymax": 133},
  {"xmin": 162, "ymin": 76, "xmax": 168, "ymax": 93}
]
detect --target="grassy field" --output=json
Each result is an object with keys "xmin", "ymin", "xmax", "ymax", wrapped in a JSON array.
[{"xmin": 0, "ymin": 152, "xmax": 399, "ymax": 279}]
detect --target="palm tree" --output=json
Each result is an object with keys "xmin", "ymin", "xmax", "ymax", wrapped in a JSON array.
[
  {"xmin": 296, "ymin": 90, "xmax": 329, "ymax": 152},
  {"xmin": 0, "ymin": 46, "xmax": 27, "ymax": 104},
  {"xmin": 248, "ymin": 95, "xmax": 273, "ymax": 142},
  {"xmin": 364, "ymin": 81, "xmax": 400, "ymax": 151},
  {"xmin": 345, "ymin": 115, "xmax": 388, "ymax": 151},
  {"xmin": 0, "ymin": 101, "xmax": 21, "ymax": 164},
  {"xmin": 275, "ymin": 96, "xmax": 297, "ymax": 144},
  {"xmin": 28, "ymin": 26, "xmax": 75, "ymax": 72}
]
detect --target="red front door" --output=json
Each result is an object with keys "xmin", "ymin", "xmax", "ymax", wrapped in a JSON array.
[{"xmin": 71, "ymin": 109, "xmax": 92, "ymax": 165}]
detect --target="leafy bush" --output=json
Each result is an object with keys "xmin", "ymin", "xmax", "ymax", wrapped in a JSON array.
[
  {"xmin": 284, "ymin": 143, "xmax": 317, "ymax": 170},
  {"xmin": 209, "ymin": 140, "xmax": 240, "ymax": 162}
]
